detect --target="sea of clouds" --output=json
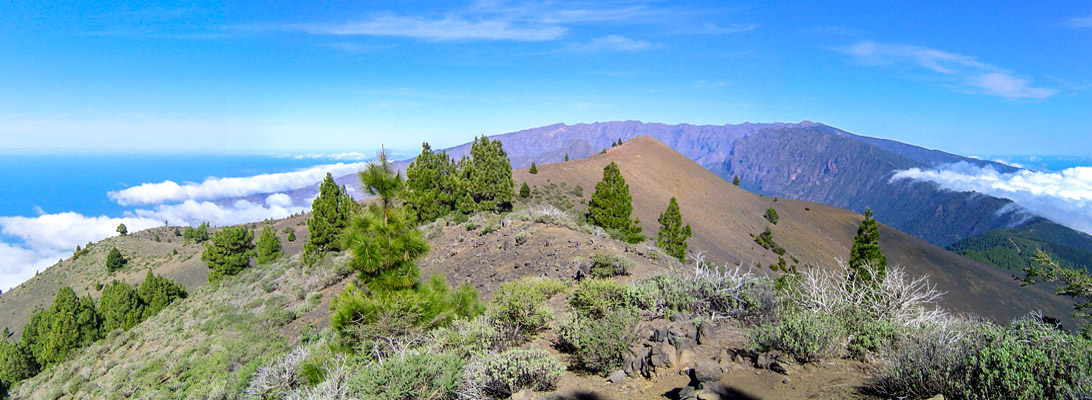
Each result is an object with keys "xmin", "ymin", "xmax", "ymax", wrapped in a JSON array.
[
  {"xmin": 892, "ymin": 161, "xmax": 1092, "ymax": 235},
  {"xmin": 0, "ymin": 161, "xmax": 370, "ymax": 291}
]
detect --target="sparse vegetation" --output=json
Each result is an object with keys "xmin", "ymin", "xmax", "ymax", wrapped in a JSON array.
[
  {"xmin": 589, "ymin": 253, "xmax": 633, "ymax": 278},
  {"xmin": 753, "ymin": 227, "xmax": 786, "ymax": 255}
]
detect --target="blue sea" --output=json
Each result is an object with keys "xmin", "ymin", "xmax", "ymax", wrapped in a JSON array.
[{"xmin": 983, "ymin": 155, "xmax": 1092, "ymax": 173}]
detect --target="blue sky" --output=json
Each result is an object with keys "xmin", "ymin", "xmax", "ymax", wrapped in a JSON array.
[{"xmin": 1, "ymin": 1, "xmax": 1090, "ymax": 155}]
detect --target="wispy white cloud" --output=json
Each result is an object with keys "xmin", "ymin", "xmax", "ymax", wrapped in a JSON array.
[
  {"xmin": 698, "ymin": 23, "xmax": 757, "ymax": 34},
  {"xmin": 268, "ymin": 3, "xmax": 710, "ymax": 45},
  {"xmin": 295, "ymin": 14, "xmax": 566, "ymax": 42},
  {"xmin": 971, "ymin": 72, "xmax": 1055, "ymax": 100},
  {"xmin": 1067, "ymin": 13, "xmax": 1092, "ymax": 28},
  {"xmin": 567, "ymin": 35, "xmax": 654, "ymax": 52},
  {"xmin": 108, "ymin": 162, "xmax": 368, "ymax": 206},
  {"xmin": 839, "ymin": 41, "xmax": 1056, "ymax": 100},
  {"xmin": 694, "ymin": 80, "xmax": 732, "ymax": 89},
  {"xmin": 891, "ymin": 162, "xmax": 1092, "ymax": 234}
]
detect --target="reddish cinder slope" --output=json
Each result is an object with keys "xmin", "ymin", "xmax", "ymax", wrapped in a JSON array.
[{"xmin": 515, "ymin": 136, "xmax": 1073, "ymax": 325}]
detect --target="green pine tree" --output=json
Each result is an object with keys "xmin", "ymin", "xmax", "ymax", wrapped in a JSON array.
[
  {"xmin": 657, "ymin": 197, "xmax": 692, "ymax": 262},
  {"xmin": 202, "ymin": 226, "xmax": 255, "ymax": 282},
  {"xmin": 136, "ymin": 271, "xmax": 187, "ymax": 320},
  {"xmin": 105, "ymin": 247, "xmax": 126, "ymax": 272},
  {"xmin": 286, "ymin": 228, "xmax": 296, "ymax": 242},
  {"xmin": 0, "ymin": 340, "xmax": 37, "ymax": 389},
  {"xmin": 0, "ymin": 346, "xmax": 32, "ymax": 390},
  {"xmin": 733, "ymin": 175, "xmax": 741, "ymax": 186},
  {"xmin": 304, "ymin": 173, "xmax": 357, "ymax": 262},
  {"xmin": 564, "ymin": 154, "xmax": 569, "ymax": 162},
  {"xmin": 98, "ymin": 280, "xmax": 143, "ymax": 332},
  {"xmin": 1021, "ymin": 250, "xmax": 1092, "ymax": 333},
  {"xmin": 255, "ymin": 226, "xmax": 283, "ymax": 265},
  {"xmin": 587, "ymin": 162, "xmax": 643, "ymax": 243},
  {"xmin": 183, "ymin": 222, "xmax": 210, "ymax": 243},
  {"xmin": 519, "ymin": 182, "xmax": 531, "ymax": 198},
  {"xmin": 39, "ymin": 287, "xmax": 101, "ymax": 366},
  {"xmin": 764, "ymin": 208, "xmax": 780, "ymax": 224},
  {"xmin": 404, "ymin": 142, "xmax": 457, "ymax": 223},
  {"xmin": 529, "ymin": 162, "xmax": 538, "ymax": 174},
  {"xmin": 849, "ymin": 208, "xmax": 887, "ymax": 283},
  {"xmin": 19, "ymin": 309, "xmax": 50, "ymax": 367},
  {"xmin": 463, "ymin": 136, "xmax": 515, "ymax": 213},
  {"xmin": 344, "ymin": 148, "xmax": 429, "ymax": 291},
  {"xmin": 116, "ymin": 223, "xmax": 127, "ymax": 236}
]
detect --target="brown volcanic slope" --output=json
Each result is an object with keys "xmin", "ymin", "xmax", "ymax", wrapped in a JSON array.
[{"xmin": 516, "ymin": 136, "xmax": 1074, "ymax": 326}]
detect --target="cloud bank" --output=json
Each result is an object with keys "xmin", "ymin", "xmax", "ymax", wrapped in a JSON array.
[
  {"xmin": 3, "ymin": 158, "xmax": 342, "ymax": 292},
  {"xmin": 108, "ymin": 162, "xmax": 367, "ymax": 206},
  {"xmin": 891, "ymin": 162, "xmax": 1092, "ymax": 234},
  {"xmin": 840, "ymin": 41, "xmax": 1055, "ymax": 100},
  {"xmin": 0, "ymin": 192, "xmax": 312, "ymax": 292},
  {"xmin": 0, "ymin": 213, "xmax": 162, "ymax": 291}
]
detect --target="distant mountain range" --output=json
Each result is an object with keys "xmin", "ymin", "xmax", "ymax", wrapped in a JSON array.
[{"xmin": 397, "ymin": 121, "xmax": 1092, "ymax": 273}]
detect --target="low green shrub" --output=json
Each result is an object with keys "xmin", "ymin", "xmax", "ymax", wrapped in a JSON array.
[
  {"xmin": 748, "ymin": 309, "xmax": 846, "ymax": 363},
  {"xmin": 846, "ymin": 318, "xmax": 901, "ymax": 361},
  {"xmin": 487, "ymin": 278, "xmax": 566, "ymax": 343},
  {"xmin": 625, "ymin": 274, "xmax": 696, "ymax": 317},
  {"xmin": 428, "ymin": 315, "xmax": 504, "ymax": 358},
  {"xmin": 569, "ymin": 278, "xmax": 627, "ymax": 318},
  {"xmin": 589, "ymin": 254, "xmax": 632, "ymax": 278},
  {"xmin": 467, "ymin": 349, "xmax": 565, "ymax": 398},
  {"xmin": 955, "ymin": 318, "xmax": 1092, "ymax": 400},
  {"xmin": 353, "ymin": 351, "xmax": 465, "ymax": 400},
  {"xmin": 872, "ymin": 315, "xmax": 1092, "ymax": 400},
  {"xmin": 558, "ymin": 307, "xmax": 641, "ymax": 374}
]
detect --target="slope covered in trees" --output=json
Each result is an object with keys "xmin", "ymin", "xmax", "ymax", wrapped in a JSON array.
[{"xmin": 948, "ymin": 220, "xmax": 1092, "ymax": 273}]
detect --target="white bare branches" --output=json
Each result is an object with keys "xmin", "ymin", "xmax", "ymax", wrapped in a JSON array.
[
  {"xmin": 688, "ymin": 251, "xmax": 774, "ymax": 321},
  {"xmin": 244, "ymin": 342, "xmax": 312, "ymax": 398},
  {"xmin": 786, "ymin": 260, "xmax": 947, "ymax": 327}
]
